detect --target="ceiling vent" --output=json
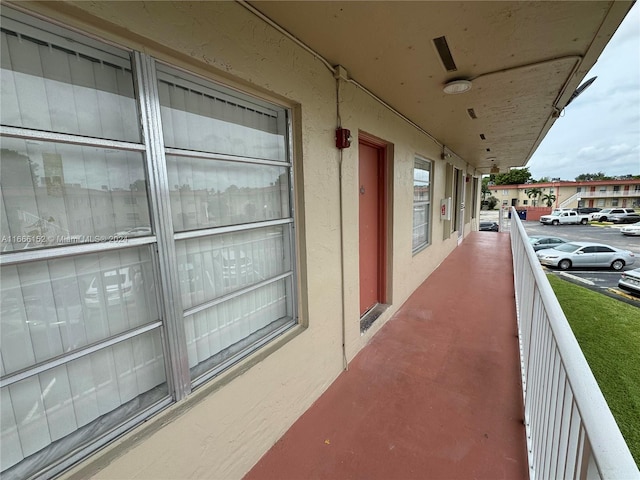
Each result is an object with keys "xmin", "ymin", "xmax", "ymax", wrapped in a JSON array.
[
  {"xmin": 433, "ymin": 36, "xmax": 457, "ymax": 72},
  {"xmin": 467, "ymin": 108, "xmax": 477, "ymax": 119}
]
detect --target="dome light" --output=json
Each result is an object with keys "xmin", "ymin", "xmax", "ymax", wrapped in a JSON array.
[{"xmin": 443, "ymin": 79, "xmax": 472, "ymax": 94}]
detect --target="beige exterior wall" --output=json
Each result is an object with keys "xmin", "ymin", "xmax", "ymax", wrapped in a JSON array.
[
  {"xmin": 490, "ymin": 180, "xmax": 640, "ymax": 209},
  {"xmin": 9, "ymin": 2, "xmax": 480, "ymax": 479}
]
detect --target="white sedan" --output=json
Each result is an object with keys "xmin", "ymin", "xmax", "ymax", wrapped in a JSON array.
[
  {"xmin": 536, "ymin": 241, "xmax": 636, "ymax": 271},
  {"xmin": 618, "ymin": 268, "xmax": 640, "ymax": 295},
  {"xmin": 620, "ymin": 221, "xmax": 640, "ymax": 236}
]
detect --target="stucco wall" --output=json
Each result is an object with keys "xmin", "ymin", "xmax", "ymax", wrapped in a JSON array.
[{"xmin": 16, "ymin": 2, "xmax": 478, "ymax": 478}]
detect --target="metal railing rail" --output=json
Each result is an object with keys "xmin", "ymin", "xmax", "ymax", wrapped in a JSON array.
[
  {"xmin": 579, "ymin": 190, "xmax": 640, "ymax": 198},
  {"xmin": 558, "ymin": 192, "xmax": 580, "ymax": 209},
  {"xmin": 509, "ymin": 207, "xmax": 639, "ymax": 480}
]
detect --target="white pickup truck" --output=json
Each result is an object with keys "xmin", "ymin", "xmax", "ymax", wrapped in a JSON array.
[{"xmin": 539, "ymin": 209, "xmax": 590, "ymax": 225}]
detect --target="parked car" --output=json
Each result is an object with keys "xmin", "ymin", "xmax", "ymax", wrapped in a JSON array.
[
  {"xmin": 609, "ymin": 212, "xmax": 640, "ymax": 224},
  {"xmin": 589, "ymin": 208, "xmax": 637, "ymax": 222},
  {"xmin": 84, "ymin": 266, "xmax": 139, "ymax": 308},
  {"xmin": 572, "ymin": 207, "xmax": 601, "ymax": 215},
  {"xmin": 479, "ymin": 221, "xmax": 499, "ymax": 232},
  {"xmin": 621, "ymin": 222, "xmax": 640, "ymax": 236},
  {"xmin": 220, "ymin": 249, "xmax": 255, "ymax": 286},
  {"xmin": 527, "ymin": 235, "xmax": 569, "ymax": 251},
  {"xmin": 536, "ymin": 241, "xmax": 636, "ymax": 271},
  {"xmin": 618, "ymin": 268, "xmax": 640, "ymax": 296},
  {"xmin": 539, "ymin": 210, "xmax": 589, "ymax": 225}
]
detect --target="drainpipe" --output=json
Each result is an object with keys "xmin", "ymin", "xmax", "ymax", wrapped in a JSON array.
[{"xmin": 335, "ymin": 66, "xmax": 349, "ymax": 371}]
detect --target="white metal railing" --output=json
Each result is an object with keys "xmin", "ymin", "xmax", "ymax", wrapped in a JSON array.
[
  {"xmin": 509, "ymin": 207, "xmax": 639, "ymax": 480},
  {"xmin": 559, "ymin": 192, "xmax": 580, "ymax": 208},
  {"xmin": 498, "ymin": 205, "xmax": 511, "ymax": 232},
  {"xmin": 578, "ymin": 190, "xmax": 640, "ymax": 198}
]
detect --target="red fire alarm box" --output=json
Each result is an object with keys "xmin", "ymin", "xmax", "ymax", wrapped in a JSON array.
[
  {"xmin": 440, "ymin": 197, "xmax": 452, "ymax": 221},
  {"xmin": 335, "ymin": 128, "xmax": 352, "ymax": 149}
]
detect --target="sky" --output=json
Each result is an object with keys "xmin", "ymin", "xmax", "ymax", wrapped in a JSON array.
[{"xmin": 526, "ymin": 2, "xmax": 640, "ymax": 181}]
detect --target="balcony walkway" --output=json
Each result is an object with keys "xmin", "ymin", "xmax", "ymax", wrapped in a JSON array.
[{"xmin": 245, "ymin": 231, "xmax": 529, "ymax": 480}]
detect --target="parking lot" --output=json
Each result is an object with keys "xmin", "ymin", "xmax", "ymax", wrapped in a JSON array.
[
  {"xmin": 479, "ymin": 209, "xmax": 640, "ymax": 306},
  {"xmin": 522, "ymin": 222, "xmax": 639, "ymax": 254}
]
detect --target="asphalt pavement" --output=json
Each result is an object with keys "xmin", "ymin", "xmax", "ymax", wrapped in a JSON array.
[{"xmin": 478, "ymin": 208, "xmax": 640, "ymax": 307}]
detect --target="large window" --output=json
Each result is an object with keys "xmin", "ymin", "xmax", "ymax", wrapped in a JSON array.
[
  {"xmin": 1, "ymin": 8, "xmax": 296, "ymax": 479},
  {"xmin": 157, "ymin": 65, "xmax": 295, "ymax": 385},
  {"xmin": 412, "ymin": 158, "xmax": 431, "ymax": 253}
]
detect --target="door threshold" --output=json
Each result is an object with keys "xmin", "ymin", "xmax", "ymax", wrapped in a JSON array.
[{"xmin": 360, "ymin": 303, "xmax": 388, "ymax": 333}]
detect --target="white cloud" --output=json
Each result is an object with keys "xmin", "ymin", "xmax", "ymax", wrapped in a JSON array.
[{"xmin": 527, "ymin": 3, "xmax": 640, "ymax": 181}]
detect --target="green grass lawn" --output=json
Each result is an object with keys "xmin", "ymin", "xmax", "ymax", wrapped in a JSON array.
[{"xmin": 547, "ymin": 275, "xmax": 640, "ymax": 466}]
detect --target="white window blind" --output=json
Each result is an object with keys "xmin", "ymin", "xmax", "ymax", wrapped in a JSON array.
[
  {"xmin": 0, "ymin": 26, "xmax": 138, "ymax": 142},
  {"xmin": 1, "ymin": 138, "xmax": 150, "ymax": 251},
  {"xmin": 158, "ymin": 71, "xmax": 286, "ymax": 161}
]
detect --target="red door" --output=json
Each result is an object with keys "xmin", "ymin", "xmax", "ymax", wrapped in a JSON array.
[{"xmin": 359, "ymin": 141, "xmax": 386, "ymax": 315}]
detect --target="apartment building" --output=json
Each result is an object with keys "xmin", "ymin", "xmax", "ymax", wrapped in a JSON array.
[{"xmin": 491, "ymin": 179, "xmax": 640, "ymax": 210}]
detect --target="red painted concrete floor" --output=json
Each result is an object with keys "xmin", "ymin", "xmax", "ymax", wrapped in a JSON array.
[{"xmin": 245, "ymin": 232, "xmax": 529, "ymax": 480}]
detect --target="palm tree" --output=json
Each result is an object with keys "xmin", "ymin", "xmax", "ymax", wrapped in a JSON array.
[
  {"xmin": 525, "ymin": 187, "xmax": 542, "ymax": 207},
  {"xmin": 541, "ymin": 193, "xmax": 556, "ymax": 207}
]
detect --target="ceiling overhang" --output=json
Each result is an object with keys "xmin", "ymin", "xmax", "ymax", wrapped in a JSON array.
[{"xmin": 244, "ymin": 1, "xmax": 633, "ymax": 174}]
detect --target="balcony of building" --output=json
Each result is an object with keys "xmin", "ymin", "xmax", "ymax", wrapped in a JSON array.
[
  {"xmin": 579, "ymin": 190, "xmax": 640, "ymax": 199},
  {"xmin": 245, "ymin": 213, "xmax": 638, "ymax": 480}
]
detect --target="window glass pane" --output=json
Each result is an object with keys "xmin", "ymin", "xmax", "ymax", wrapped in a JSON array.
[
  {"xmin": 413, "ymin": 159, "xmax": 431, "ymax": 252},
  {"xmin": 412, "ymin": 205, "xmax": 428, "ymax": 250},
  {"xmin": 0, "ymin": 330, "xmax": 167, "ymax": 478},
  {"xmin": 166, "ymin": 155, "xmax": 289, "ymax": 231},
  {"xmin": 1, "ymin": 137, "xmax": 150, "ymax": 251},
  {"xmin": 158, "ymin": 69, "xmax": 286, "ymax": 161},
  {"xmin": 176, "ymin": 225, "xmax": 289, "ymax": 310},
  {"xmin": 0, "ymin": 23, "xmax": 139, "ymax": 142},
  {"xmin": 413, "ymin": 172, "xmax": 430, "ymax": 202},
  {"xmin": 0, "ymin": 247, "xmax": 159, "ymax": 375},
  {"xmin": 185, "ymin": 278, "xmax": 292, "ymax": 380}
]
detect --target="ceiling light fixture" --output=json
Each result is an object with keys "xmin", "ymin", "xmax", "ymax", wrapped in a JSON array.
[
  {"xmin": 443, "ymin": 79, "xmax": 472, "ymax": 94},
  {"xmin": 441, "ymin": 145, "xmax": 452, "ymax": 160},
  {"xmin": 488, "ymin": 157, "xmax": 499, "ymax": 174}
]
